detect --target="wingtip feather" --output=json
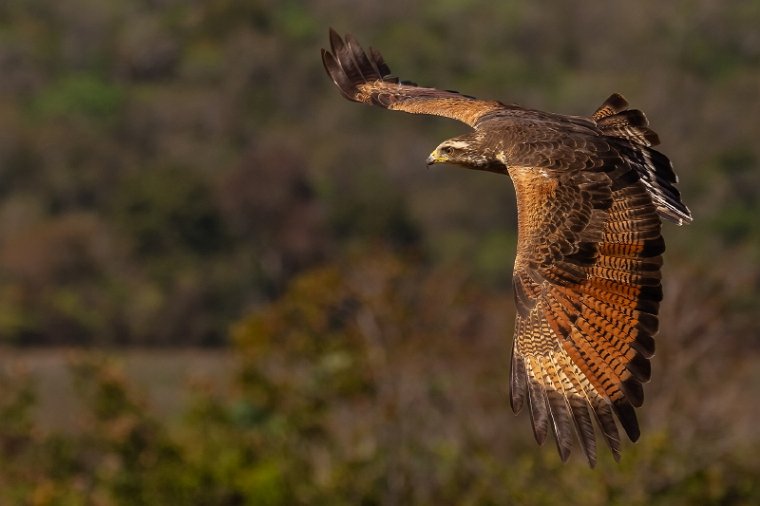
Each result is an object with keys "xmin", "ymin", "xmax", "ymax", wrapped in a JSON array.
[
  {"xmin": 510, "ymin": 352, "xmax": 527, "ymax": 414},
  {"xmin": 613, "ymin": 401, "xmax": 640, "ymax": 442},
  {"xmin": 527, "ymin": 379, "xmax": 550, "ymax": 445}
]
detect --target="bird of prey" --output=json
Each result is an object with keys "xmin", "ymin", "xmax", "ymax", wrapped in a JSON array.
[{"xmin": 322, "ymin": 29, "xmax": 692, "ymax": 466}]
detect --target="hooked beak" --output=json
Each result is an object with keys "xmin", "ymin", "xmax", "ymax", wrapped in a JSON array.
[{"xmin": 426, "ymin": 151, "xmax": 443, "ymax": 166}]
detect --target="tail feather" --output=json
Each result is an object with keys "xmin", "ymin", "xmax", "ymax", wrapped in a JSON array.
[
  {"xmin": 593, "ymin": 94, "xmax": 693, "ymax": 225},
  {"xmin": 591, "ymin": 93, "xmax": 629, "ymax": 121},
  {"xmin": 618, "ymin": 143, "xmax": 692, "ymax": 225},
  {"xmin": 593, "ymin": 94, "xmax": 660, "ymax": 147}
]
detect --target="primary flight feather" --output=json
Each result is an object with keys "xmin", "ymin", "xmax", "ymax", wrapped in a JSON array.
[{"xmin": 322, "ymin": 29, "xmax": 692, "ymax": 467}]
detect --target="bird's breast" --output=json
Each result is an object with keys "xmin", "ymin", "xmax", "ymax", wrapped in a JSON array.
[{"xmin": 508, "ymin": 166, "xmax": 558, "ymax": 268}]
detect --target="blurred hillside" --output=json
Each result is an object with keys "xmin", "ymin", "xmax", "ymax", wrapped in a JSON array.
[{"xmin": 0, "ymin": 0, "xmax": 759, "ymax": 504}]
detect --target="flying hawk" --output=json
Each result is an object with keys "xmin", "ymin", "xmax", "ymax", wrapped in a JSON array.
[{"xmin": 322, "ymin": 29, "xmax": 692, "ymax": 466}]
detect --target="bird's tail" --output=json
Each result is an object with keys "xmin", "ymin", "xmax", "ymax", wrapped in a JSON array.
[
  {"xmin": 591, "ymin": 93, "xmax": 660, "ymax": 147},
  {"xmin": 592, "ymin": 94, "xmax": 693, "ymax": 225}
]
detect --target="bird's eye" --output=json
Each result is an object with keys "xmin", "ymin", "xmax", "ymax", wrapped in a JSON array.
[{"xmin": 442, "ymin": 146, "xmax": 455, "ymax": 155}]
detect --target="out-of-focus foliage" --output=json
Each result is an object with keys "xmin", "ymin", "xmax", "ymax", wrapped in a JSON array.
[{"xmin": 1, "ymin": 250, "xmax": 758, "ymax": 504}]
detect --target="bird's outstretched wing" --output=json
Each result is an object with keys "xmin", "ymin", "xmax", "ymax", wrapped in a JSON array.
[
  {"xmin": 322, "ymin": 29, "xmax": 504, "ymax": 127},
  {"xmin": 507, "ymin": 135, "xmax": 669, "ymax": 466}
]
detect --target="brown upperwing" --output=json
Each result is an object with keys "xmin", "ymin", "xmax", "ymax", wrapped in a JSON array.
[
  {"xmin": 507, "ymin": 133, "xmax": 664, "ymax": 466},
  {"xmin": 322, "ymin": 29, "xmax": 504, "ymax": 127}
]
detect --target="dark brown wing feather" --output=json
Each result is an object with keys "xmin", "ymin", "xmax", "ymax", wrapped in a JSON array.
[{"xmin": 322, "ymin": 29, "xmax": 504, "ymax": 127}]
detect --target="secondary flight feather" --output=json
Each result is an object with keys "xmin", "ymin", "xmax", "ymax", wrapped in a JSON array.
[{"xmin": 322, "ymin": 28, "xmax": 692, "ymax": 467}]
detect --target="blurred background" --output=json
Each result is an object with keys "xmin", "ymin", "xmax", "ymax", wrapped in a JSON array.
[{"xmin": 0, "ymin": 0, "xmax": 759, "ymax": 504}]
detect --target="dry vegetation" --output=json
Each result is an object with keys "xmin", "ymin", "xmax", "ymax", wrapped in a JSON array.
[{"xmin": 0, "ymin": 0, "xmax": 759, "ymax": 504}]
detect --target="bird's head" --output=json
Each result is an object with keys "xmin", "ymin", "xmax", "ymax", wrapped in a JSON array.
[{"xmin": 426, "ymin": 134, "xmax": 503, "ymax": 173}]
